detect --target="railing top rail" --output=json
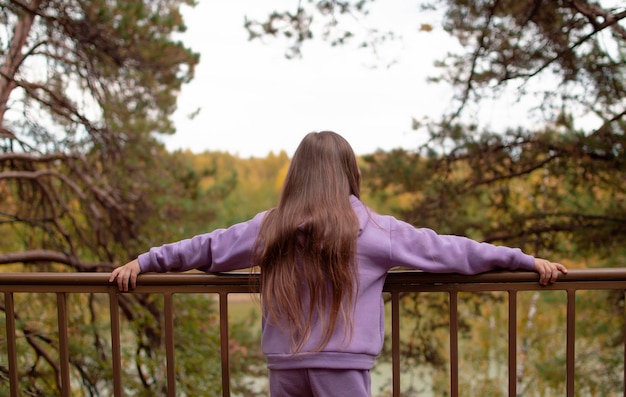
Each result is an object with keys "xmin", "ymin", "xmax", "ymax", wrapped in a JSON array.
[{"xmin": 0, "ymin": 268, "xmax": 625, "ymax": 287}]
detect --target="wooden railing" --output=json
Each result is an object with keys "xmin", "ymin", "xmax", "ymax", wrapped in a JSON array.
[{"xmin": 1, "ymin": 268, "xmax": 626, "ymax": 396}]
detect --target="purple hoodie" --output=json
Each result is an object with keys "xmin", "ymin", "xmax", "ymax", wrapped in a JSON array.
[{"xmin": 138, "ymin": 195, "xmax": 534, "ymax": 370}]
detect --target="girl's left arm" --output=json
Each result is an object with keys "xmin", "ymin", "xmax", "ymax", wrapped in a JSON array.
[{"xmin": 109, "ymin": 212, "xmax": 266, "ymax": 291}]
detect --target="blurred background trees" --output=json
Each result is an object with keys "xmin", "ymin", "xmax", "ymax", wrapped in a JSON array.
[
  {"xmin": 0, "ymin": 1, "xmax": 244, "ymax": 395},
  {"xmin": 1, "ymin": 0, "xmax": 624, "ymax": 395}
]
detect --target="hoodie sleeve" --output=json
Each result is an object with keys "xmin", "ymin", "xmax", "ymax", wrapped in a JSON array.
[
  {"xmin": 137, "ymin": 212, "xmax": 266, "ymax": 273},
  {"xmin": 387, "ymin": 217, "xmax": 535, "ymax": 274}
]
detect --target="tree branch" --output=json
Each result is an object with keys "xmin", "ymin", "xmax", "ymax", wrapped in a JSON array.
[
  {"xmin": 568, "ymin": 0, "xmax": 626, "ymax": 39},
  {"xmin": 0, "ymin": 169, "xmax": 87, "ymax": 200},
  {"xmin": 0, "ymin": 249, "xmax": 114, "ymax": 271},
  {"xmin": 462, "ymin": 153, "xmax": 558, "ymax": 193},
  {"xmin": 450, "ymin": 0, "xmax": 501, "ymax": 121},
  {"xmin": 521, "ymin": 5, "xmax": 626, "ymax": 80},
  {"xmin": 0, "ymin": 152, "xmax": 76, "ymax": 162}
]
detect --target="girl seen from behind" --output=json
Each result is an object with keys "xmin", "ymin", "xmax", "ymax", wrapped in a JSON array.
[{"xmin": 110, "ymin": 130, "xmax": 567, "ymax": 397}]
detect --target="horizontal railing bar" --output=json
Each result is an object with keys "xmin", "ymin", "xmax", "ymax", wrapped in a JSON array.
[
  {"xmin": 0, "ymin": 272, "xmax": 255, "ymax": 286},
  {"xmin": 384, "ymin": 268, "xmax": 626, "ymax": 284},
  {"xmin": 384, "ymin": 281, "xmax": 626, "ymax": 293},
  {"xmin": 0, "ymin": 285, "xmax": 255, "ymax": 294},
  {"xmin": 1, "ymin": 270, "xmax": 625, "ymax": 296},
  {"xmin": 1, "ymin": 268, "xmax": 625, "ymax": 287},
  {"xmin": 3, "ymin": 281, "xmax": 624, "ymax": 295}
]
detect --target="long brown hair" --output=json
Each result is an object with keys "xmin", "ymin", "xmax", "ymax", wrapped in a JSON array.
[{"xmin": 254, "ymin": 131, "xmax": 361, "ymax": 352}]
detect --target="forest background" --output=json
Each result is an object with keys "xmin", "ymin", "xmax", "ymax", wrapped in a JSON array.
[{"xmin": 0, "ymin": 0, "xmax": 624, "ymax": 396}]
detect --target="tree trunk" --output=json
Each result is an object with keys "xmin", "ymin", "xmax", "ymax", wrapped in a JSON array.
[{"xmin": 0, "ymin": 0, "xmax": 44, "ymax": 125}]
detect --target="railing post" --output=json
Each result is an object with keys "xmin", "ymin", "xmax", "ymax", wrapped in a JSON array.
[
  {"xmin": 566, "ymin": 289, "xmax": 576, "ymax": 397},
  {"xmin": 108, "ymin": 291, "xmax": 123, "ymax": 397},
  {"xmin": 391, "ymin": 291, "xmax": 400, "ymax": 397},
  {"xmin": 56, "ymin": 292, "xmax": 71, "ymax": 397},
  {"xmin": 164, "ymin": 293, "xmax": 176, "ymax": 397},
  {"xmin": 219, "ymin": 292, "xmax": 231, "ymax": 397},
  {"xmin": 4, "ymin": 292, "xmax": 19, "ymax": 397},
  {"xmin": 508, "ymin": 290, "xmax": 518, "ymax": 396},
  {"xmin": 449, "ymin": 290, "xmax": 458, "ymax": 397}
]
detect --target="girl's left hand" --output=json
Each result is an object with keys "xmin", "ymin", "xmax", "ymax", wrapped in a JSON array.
[{"xmin": 533, "ymin": 258, "xmax": 568, "ymax": 286}]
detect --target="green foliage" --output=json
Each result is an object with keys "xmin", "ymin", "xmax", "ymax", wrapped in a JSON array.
[
  {"xmin": 187, "ymin": 150, "xmax": 291, "ymax": 230},
  {"xmin": 170, "ymin": 294, "xmax": 225, "ymax": 395},
  {"xmin": 362, "ymin": 126, "xmax": 625, "ymax": 259},
  {"xmin": 0, "ymin": 0, "xmax": 201, "ymax": 268},
  {"xmin": 0, "ymin": 1, "xmax": 224, "ymax": 395}
]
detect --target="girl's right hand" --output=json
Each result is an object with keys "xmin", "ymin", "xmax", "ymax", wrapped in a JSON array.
[{"xmin": 109, "ymin": 259, "xmax": 142, "ymax": 292}]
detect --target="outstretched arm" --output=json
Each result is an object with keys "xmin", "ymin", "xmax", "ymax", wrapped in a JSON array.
[
  {"xmin": 109, "ymin": 259, "xmax": 141, "ymax": 291},
  {"xmin": 533, "ymin": 258, "xmax": 568, "ymax": 286}
]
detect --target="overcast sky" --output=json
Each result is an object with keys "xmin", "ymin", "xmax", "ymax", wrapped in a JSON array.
[{"xmin": 161, "ymin": 0, "xmax": 463, "ymax": 157}]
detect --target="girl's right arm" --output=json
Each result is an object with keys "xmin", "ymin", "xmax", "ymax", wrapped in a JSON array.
[{"xmin": 386, "ymin": 217, "xmax": 567, "ymax": 283}]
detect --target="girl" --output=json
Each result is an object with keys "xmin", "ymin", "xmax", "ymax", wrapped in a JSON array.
[{"xmin": 110, "ymin": 131, "xmax": 567, "ymax": 397}]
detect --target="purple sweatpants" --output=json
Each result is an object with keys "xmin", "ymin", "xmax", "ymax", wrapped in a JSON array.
[{"xmin": 269, "ymin": 368, "xmax": 371, "ymax": 396}]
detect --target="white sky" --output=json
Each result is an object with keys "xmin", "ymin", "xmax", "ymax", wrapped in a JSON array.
[{"xmin": 163, "ymin": 0, "xmax": 459, "ymax": 157}]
